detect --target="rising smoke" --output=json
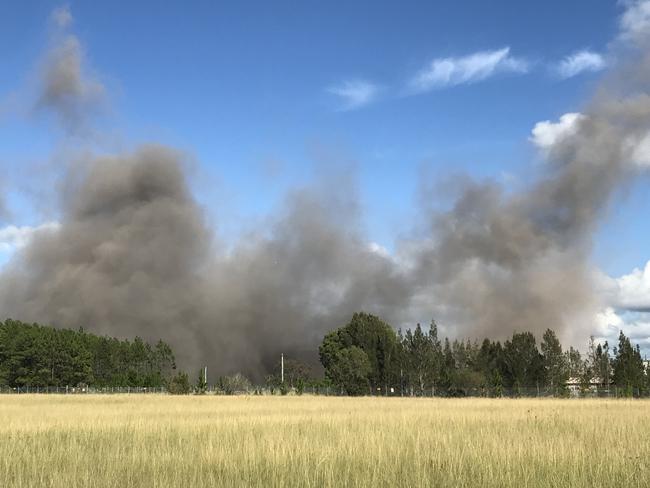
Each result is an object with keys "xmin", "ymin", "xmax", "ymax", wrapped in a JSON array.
[
  {"xmin": 36, "ymin": 5, "xmax": 104, "ymax": 133},
  {"xmin": 1, "ymin": 5, "xmax": 650, "ymax": 376}
]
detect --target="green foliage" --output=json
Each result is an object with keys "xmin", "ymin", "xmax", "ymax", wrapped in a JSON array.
[
  {"xmin": 319, "ymin": 312, "xmax": 399, "ymax": 394},
  {"xmin": 295, "ymin": 378, "xmax": 305, "ymax": 395},
  {"xmin": 320, "ymin": 315, "xmax": 630, "ymax": 398},
  {"xmin": 265, "ymin": 374, "xmax": 280, "ymax": 394},
  {"xmin": 167, "ymin": 371, "xmax": 191, "ymax": 394},
  {"xmin": 612, "ymin": 331, "xmax": 645, "ymax": 396},
  {"xmin": 328, "ymin": 346, "xmax": 372, "ymax": 395},
  {"xmin": 476, "ymin": 339, "xmax": 504, "ymax": 393},
  {"xmin": 0, "ymin": 319, "xmax": 176, "ymax": 388},
  {"xmin": 503, "ymin": 332, "xmax": 544, "ymax": 394},
  {"xmin": 195, "ymin": 368, "xmax": 207, "ymax": 394},
  {"xmin": 401, "ymin": 322, "xmax": 440, "ymax": 395},
  {"xmin": 590, "ymin": 339, "xmax": 611, "ymax": 387},
  {"xmin": 541, "ymin": 329, "xmax": 569, "ymax": 396}
]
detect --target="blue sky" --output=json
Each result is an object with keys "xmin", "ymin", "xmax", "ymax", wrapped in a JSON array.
[{"xmin": 0, "ymin": 0, "xmax": 647, "ymax": 276}]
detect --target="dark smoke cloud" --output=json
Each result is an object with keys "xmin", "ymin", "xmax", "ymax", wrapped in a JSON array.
[{"xmin": 2, "ymin": 5, "xmax": 650, "ymax": 376}]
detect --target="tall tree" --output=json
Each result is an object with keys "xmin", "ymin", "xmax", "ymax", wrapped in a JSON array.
[
  {"xmin": 476, "ymin": 339, "xmax": 505, "ymax": 395},
  {"xmin": 328, "ymin": 346, "xmax": 371, "ymax": 396},
  {"xmin": 540, "ymin": 329, "xmax": 569, "ymax": 395},
  {"xmin": 402, "ymin": 323, "xmax": 433, "ymax": 395},
  {"xmin": 439, "ymin": 338, "xmax": 455, "ymax": 392},
  {"xmin": 502, "ymin": 332, "xmax": 543, "ymax": 394},
  {"xmin": 320, "ymin": 312, "xmax": 400, "ymax": 393},
  {"xmin": 613, "ymin": 331, "xmax": 645, "ymax": 396},
  {"xmin": 591, "ymin": 341, "xmax": 612, "ymax": 388}
]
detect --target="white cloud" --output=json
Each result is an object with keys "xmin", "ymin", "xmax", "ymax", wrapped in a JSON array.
[
  {"xmin": 529, "ymin": 112, "xmax": 584, "ymax": 150},
  {"xmin": 594, "ymin": 306, "xmax": 625, "ymax": 333},
  {"xmin": 327, "ymin": 80, "xmax": 380, "ymax": 111},
  {"xmin": 598, "ymin": 261, "xmax": 650, "ymax": 311},
  {"xmin": 592, "ymin": 262, "xmax": 650, "ymax": 351},
  {"xmin": 530, "ymin": 113, "xmax": 650, "ymax": 168},
  {"xmin": 407, "ymin": 47, "xmax": 528, "ymax": 93},
  {"xmin": 593, "ymin": 307, "xmax": 650, "ymax": 351},
  {"xmin": 0, "ymin": 222, "xmax": 59, "ymax": 253},
  {"xmin": 555, "ymin": 50, "xmax": 606, "ymax": 79},
  {"xmin": 619, "ymin": 0, "xmax": 650, "ymax": 42},
  {"xmin": 591, "ymin": 262, "xmax": 650, "ymax": 353},
  {"xmin": 616, "ymin": 262, "xmax": 650, "ymax": 310}
]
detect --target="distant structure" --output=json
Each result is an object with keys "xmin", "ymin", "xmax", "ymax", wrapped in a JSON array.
[{"xmin": 566, "ymin": 376, "xmax": 606, "ymax": 396}]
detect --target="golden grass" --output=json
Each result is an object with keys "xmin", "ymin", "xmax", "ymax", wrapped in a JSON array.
[{"xmin": 0, "ymin": 395, "xmax": 647, "ymax": 487}]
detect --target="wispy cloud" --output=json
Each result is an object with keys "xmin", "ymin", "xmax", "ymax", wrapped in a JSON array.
[
  {"xmin": 327, "ymin": 80, "xmax": 380, "ymax": 111},
  {"xmin": 554, "ymin": 50, "xmax": 606, "ymax": 79},
  {"xmin": 407, "ymin": 47, "xmax": 528, "ymax": 93}
]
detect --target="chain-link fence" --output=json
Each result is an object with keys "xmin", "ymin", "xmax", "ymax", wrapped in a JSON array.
[
  {"xmin": 0, "ymin": 384, "xmax": 647, "ymax": 397},
  {"xmin": 265, "ymin": 385, "xmax": 650, "ymax": 398},
  {"xmin": 0, "ymin": 386, "xmax": 167, "ymax": 394}
]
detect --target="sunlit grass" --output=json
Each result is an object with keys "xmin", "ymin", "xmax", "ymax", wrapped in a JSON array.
[{"xmin": 0, "ymin": 395, "xmax": 647, "ymax": 487}]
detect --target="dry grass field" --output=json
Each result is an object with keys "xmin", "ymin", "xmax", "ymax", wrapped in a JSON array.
[{"xmin": 0, "ymin": 395, "xmax": 648, "ymax": 487}]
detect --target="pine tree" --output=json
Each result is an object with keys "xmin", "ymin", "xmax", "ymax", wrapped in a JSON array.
[
  {"xmin": 540, "ymin": 329, "xmax": 569, "ymax": 396},
  {"xmin": 613, "ymin": 331, "xmax": 645, "ymax": 397},
  {"xmin": 195, "ymin": 368, "xmax": 207, "ymax": 394}
]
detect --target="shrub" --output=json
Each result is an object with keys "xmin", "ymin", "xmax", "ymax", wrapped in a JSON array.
[
  {"xmin": 218, "ymin": 373, "xmax": 251, "ymax": 395},
  {"xmin": 167, "ymin": 372, "xmax": 191, "ymax": 395}
]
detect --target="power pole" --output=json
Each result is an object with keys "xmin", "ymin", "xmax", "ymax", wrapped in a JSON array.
[
  {"xmin": 204, "ymin": 366, "xmax": 208, "ymax": 387},
  {"xmin": 281, "ymin": 353, "xmax": 284, "ymax": 384}
]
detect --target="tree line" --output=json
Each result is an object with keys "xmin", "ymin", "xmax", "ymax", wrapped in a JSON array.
[
  {"xmin": 319, "ymin": 312, "xmax": 649, "ymax": 397},
  {"xmin": 0, "ymin": 319, "xmax": 176, "ymax": 388},
  {"xmin": 1, "ymin": 314, "xmax": 648, "ymax": 397}
]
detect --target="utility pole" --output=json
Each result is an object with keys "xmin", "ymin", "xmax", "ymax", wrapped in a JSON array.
[
  {"xmin": 281, "ymin": 353, "xmax": 284, "ymax": 384},
  {"xmin": 204, "ymin": 366, "xmax": 208, "ymax": 387}
]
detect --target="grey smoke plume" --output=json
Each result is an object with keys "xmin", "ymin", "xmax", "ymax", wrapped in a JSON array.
[
  {"xmin": 0, "ymin": 147, "xmax": 412, "ymax": 374},
  {"xmin": 0, "ymin": 147, "xmax": 211, "ymax": 359},
  {"xmin": 410, "ymin": 92, "xmax": 648, "ymax": 344},
  {"xmin": 2, "ymin": 5, "xmax": 650, "ymax": 376},
  {"xmin": 0, "ymin": 174, "xmax": 8, "ymax": 223},
  {"xmin": 36, "ymin": 5, "xmax": 104, "ymax": 133}
]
